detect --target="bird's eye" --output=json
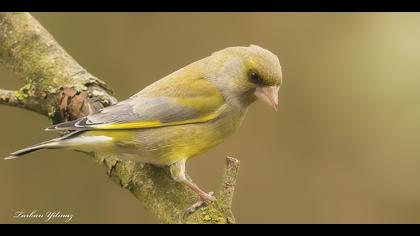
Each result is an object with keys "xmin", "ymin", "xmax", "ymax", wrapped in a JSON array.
[{"xmin": 248, "ymin": 70, "xmax": 263, "ymax": 84}]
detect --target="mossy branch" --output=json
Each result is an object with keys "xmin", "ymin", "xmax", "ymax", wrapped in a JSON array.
[
  {"xmin": 0, "ymin": 88, "xmax": 41, "ymax": 113},
  {"xmin": 0, "ymin": 12, "xmax": 239, "ymax": 223}
]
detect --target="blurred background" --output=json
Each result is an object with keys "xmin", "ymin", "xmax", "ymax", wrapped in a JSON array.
[{"xmin": 1, "ymin": 13, "xmax": 420, "ymax": 223}]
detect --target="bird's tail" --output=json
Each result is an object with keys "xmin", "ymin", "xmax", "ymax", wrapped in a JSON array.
[
  {"xmin": 4, "ymin": 131, "xmax": 82, "ymax": 160},
  {"xmin": 5, "ymin": 140, "xmax": 59, "ymax": 160}
]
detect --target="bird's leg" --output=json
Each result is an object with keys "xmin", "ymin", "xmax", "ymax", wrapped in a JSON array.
[{"xmin": 170, "ymin": 159, "xmax": 216, "ymax": 208}]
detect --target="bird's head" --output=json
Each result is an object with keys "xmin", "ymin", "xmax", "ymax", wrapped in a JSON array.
[{"xmin": 208, "ymin": 45, "xmax": 282, "ymax": 111}]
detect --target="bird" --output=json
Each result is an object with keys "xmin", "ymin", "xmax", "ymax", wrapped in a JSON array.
[{"xmin": 5, "ymin": 45, "xmax": 282, "ymax": 203}]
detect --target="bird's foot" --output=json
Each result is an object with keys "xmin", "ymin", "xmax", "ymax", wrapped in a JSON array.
[
  {"xmin": 186, "ymin": 191, "xmax": 216, "ymax": 214},
  {"xmin": 199, "ymin": 191, "xmax": 216, "ymax": 202}
]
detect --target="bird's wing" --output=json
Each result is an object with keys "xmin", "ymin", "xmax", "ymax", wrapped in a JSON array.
[{"xmin": 46, "ymin": 77, "xmax": 225, "ymax": 131}]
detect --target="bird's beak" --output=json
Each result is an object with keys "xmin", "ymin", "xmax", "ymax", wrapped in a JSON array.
[{"xmin": 254, "ymin": 85, "xmax": 280, "ymax": 111}]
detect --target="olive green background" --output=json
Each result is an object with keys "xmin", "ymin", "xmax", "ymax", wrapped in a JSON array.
[{"xmin": 1, "ymin": 13, "xmax": 420, "ymax": 223}]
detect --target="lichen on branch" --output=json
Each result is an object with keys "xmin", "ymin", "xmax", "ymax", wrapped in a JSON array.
[{"xmin": 0, "ymin": 12, "xmax": 116, "ymax": 121}]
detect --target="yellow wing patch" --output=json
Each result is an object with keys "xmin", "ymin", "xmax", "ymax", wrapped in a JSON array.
[{"xmin": 94, "ymin": 111, "xmax": 220, "ymax": 130}]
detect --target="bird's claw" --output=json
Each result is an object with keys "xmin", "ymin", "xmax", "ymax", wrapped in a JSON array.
[
  {"xmin": 200, "ymin": 191, "xmax": 216, "ymax": 202},
  {"xmin": 186, "ymin": 192, "xmax": 216, "ymax": 214}
]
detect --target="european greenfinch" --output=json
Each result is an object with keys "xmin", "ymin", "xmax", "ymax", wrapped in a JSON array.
[{"xmin": 6, "ymin": 45, "xmax": 282, "ymax": 202}]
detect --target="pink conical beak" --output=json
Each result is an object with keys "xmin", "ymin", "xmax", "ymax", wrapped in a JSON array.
[{"xmin": 254, "ymin": 85, "xmax": 280, "ymax": 111}]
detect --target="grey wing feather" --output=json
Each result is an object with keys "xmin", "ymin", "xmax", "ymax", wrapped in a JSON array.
[{"xmin": 46, "ymin": 96, "xmax": 209, "ymax": 131}]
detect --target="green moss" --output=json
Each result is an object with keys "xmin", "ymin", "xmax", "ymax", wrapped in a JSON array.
[
  {"xmin": 110, "ymin": 160, "xmax": 137, "ymax": 188},
  {"xmin": 14, "ymin": 90, "xmax": 28, "ymax": 101},
  {"xmin": 102, "ymin": 156, "xmax": 118, "ymax": 174},
  {"xmin": 46, "ymin": 85, "xmax": 60, "ymax": 94},
  {"xmin": 200, "ymin": 207, "xmax": 227, "ymax": 224}
]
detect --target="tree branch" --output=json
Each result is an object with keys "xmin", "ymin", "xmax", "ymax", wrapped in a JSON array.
[
  {"xmin": 219, "ymin": 156, "xmax": 240, "ymax": 208},
  {"xmin": 0, "ymin": 12, "xmax": 239, "ymax": 223},
  {"xmin": 0, "ymin": 89, "xmax": 36, "ymax": 112}
]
